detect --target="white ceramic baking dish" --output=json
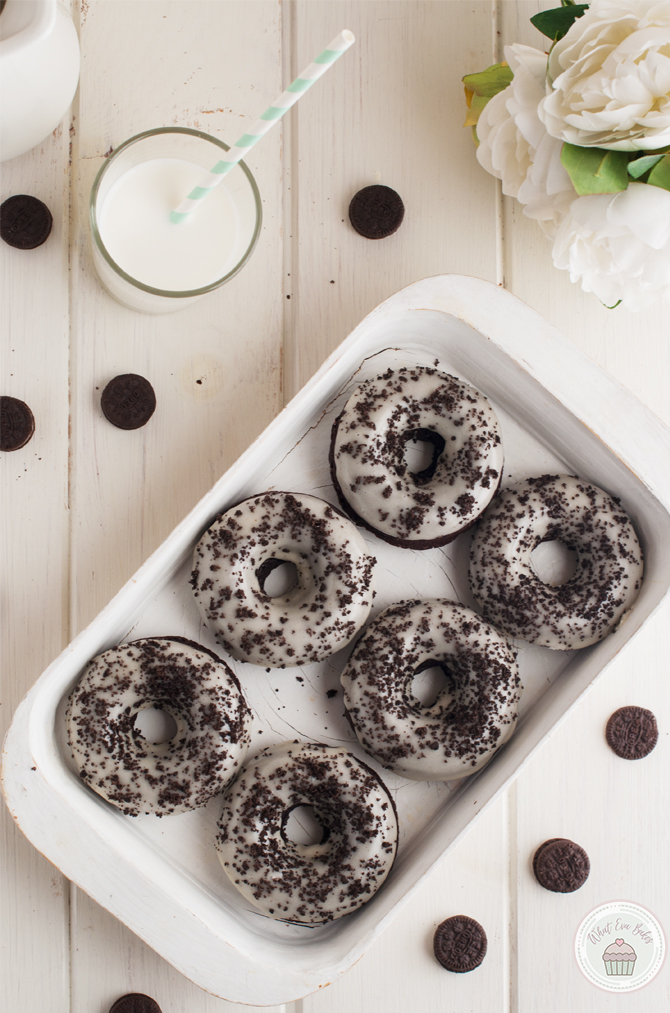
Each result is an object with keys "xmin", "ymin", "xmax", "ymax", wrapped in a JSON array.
[{"xmin": 4, "ymin": 276, "xmax": 670, "ymax": 1006}]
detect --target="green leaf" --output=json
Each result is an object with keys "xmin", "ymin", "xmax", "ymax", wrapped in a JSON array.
[
  {"xmin": 560, "ymin": 143, "xmax": 630, "ymax": 195},
  {"xmin": 627, "ymin": 153, "xmax": 665, "ymax": 179},
  {"xmin": 462, "ymin": 63, "xmax": 513, "ymax": 100},
  {"xmin": 531, "ymin": 5, "xmax": 589, "ymax": 42},
  {"xmin": 647, "ymin": 154, "xmax": 670, "ymax": 192}
]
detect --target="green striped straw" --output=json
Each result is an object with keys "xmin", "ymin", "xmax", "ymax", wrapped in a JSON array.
[{"xmin": 170, "ymin": 29, "xmax": 355, "ymax": 223}]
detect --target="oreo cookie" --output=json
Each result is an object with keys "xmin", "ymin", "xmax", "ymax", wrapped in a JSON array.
[
  {"xmin": 1, "ymin": 396, "xmax": 35, "ymax": 451},
  {"xmin": 533, "ymin": 837, "xmax": 590, "ymax": 893},
  {"xmin": 109, "ymin": 996, "xmax": 162, "ymax": 1013},
  {"xmin": 101, "ymin": 374, "xmax": 156, "ymax": 430},
  {"xmin": 433, "ymin": 915, "xmax": 487, "ymax": 972},
  {"xmin": 348, "ymin": 184, "xmax": 404, "ymax": 239},
  {"xmin": 606, "ymin": 706, "xmax": 658, "ymax": 760},
  {"xmin": 1, "ymin": 195, "xmax": 53, "ymax": 249}
]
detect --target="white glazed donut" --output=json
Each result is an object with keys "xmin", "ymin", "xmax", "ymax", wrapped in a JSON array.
[
  {"xmin": 469, "ymin": 474, "xmax": 644, "ymax": 650},
  {"xmin": 66, "ymin": 637, "xmax": 251, "ymax": 816},
  {"xmin": 216, "ymin": 741, "xmax": 398, "ymax": 923},
  {"xmin": 340, "ymin": 600, "xmax": 521, "ymax": 781},
  {"xmin": 330, "ymin": 366, "xmax": 503, "ymax": 548},
  {"xmin": 190, "ymin": 492, "xmax": 376, "ymax": 668}
]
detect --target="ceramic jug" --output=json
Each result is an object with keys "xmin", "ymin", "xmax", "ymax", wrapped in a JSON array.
[{"xmin": 0, "ymin": 0, "xmax": 80, "ymax": 162}]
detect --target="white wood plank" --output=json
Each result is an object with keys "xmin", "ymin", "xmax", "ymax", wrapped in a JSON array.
[
  {"xmin": 285, "ymin": 0, "xmax": 501, "ymax": 398},
  {"xmin": 0, "ymin": 80, "xmax": 72, "ymax": 1013},
  {"xmin": 498, "ymin": 4, "xmax": 670, "ymax": 1010},
  {"xmin": 68, "ymin": 2, "xmax": 286, "ymax": 1009},
  {"xmin": 514, "ymin": 603, "xmax": 670, "ymax": 1011},
  {"xmin": 301, "ymin": 798, "xmax": 511, "ymax": 1013},
  {"xmin": 292, "ymin": 4, "xmax": 512, "ymax": 1012}
]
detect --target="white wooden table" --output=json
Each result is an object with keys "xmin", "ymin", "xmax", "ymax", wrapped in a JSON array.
[{"xmin": 2, "ymin": 2, "xmax": 669, "ymax": 1011}]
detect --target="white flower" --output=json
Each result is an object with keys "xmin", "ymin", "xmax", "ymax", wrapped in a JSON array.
[
  {"xmin": 552, "ymin": 182, "xmax": 670, "ymax": 309},
  {"xmin": 476, "ymin": 44, "xmax": 574, "ymax": 237},
  {"xmin": 539, "ymin": 0, "xmax": 670, "ymax": 151}
]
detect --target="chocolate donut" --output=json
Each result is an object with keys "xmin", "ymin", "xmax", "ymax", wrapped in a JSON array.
[
  {"xmin": 340, "ymin": 600, "xmax": 521, "ymax": 781},
  {"xmin": 66, "ymin": 637, "xmax": 251, "ymax": 816},
  {"xmin": 190, "ymin": 492, "xmax": 376, "ymax": 668},
  {"xmin": 329, "ymin": 366, "xmax": 503, "ymax": 548},
  {"xmin": 216, "ymin": 741, "xmax": 398, "ymax": 923},
  {"xmin": 469, "ymin": 475, "xmax": 644, "ymax": 650}
]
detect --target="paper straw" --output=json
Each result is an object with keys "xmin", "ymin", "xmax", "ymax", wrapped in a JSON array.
[{"xmin": 170, "ymin": 29, "xmax": 355, "ymax": 223}]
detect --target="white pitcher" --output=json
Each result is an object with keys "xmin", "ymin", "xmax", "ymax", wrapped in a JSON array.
[{"xmin": 0, "ymin": 0, "xmax": 80, "ymax": 162}]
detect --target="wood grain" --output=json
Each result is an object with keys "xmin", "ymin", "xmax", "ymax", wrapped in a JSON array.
[{"xmin": 3, "ymin": 2, "xmax": 670, "ymax": 1010}]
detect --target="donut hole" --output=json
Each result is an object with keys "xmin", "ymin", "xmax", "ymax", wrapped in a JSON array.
[
  {"xmin": 256, "ymin": 557, "xmax": 299, "ymax": 598},
  {"xmin": 408, "ymin": 660, "xmax": 454, "ymax": 709},
  {"xmin": 281, "ymin": 804, "xmax": 330, "ymax": 847},
  {"xmin": 402, "ymin": 428, "xmax": 446, "ymax": 485},
  {"xmin": 133, "ymin": 706, "xmax": 179, "ymax": 745},
  {"xmin": 531, "ymin": 538, "xmax": 579, "ymax": 587}
]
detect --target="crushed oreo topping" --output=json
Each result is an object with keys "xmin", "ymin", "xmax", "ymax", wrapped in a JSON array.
[
  {"xmin": 190, "ymin": 492, "xmax": 376, "ymax": 668},
  {"xmin": 341, "ymin": 600, "xmax": 521, "ymax": 781},
  {"xmin": 469, "ymin": 475, "xmax": 644, "ymax": 650},
  {"xmin": 434, "ymin": 915, "xmax": 488, "ymax": 972},
  {"xmin": 533, "ymin": 837, "xmax": 590, "ymax": 893},
  {"xmin": 66, "ymin": 636, "xmax": 251, "ymax": 816},
  {"xmin": 216, "ymin": 741, "xmax": 398, "ymax": 923},
  {"xmin": 606, "ymin": 706, "xmax": 658, "ymax": 760},
  {"xmin": 330, "ymin": 366, "xmax": 503, "ymax": 548}
]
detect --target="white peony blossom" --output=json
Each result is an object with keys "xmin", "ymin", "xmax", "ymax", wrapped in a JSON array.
[
  {"xmin": 539, "ymin": 0, "xmax": 670, "ymax": 151},
  {"xmin": 476, "ymin": 44, "xmax": 574, "ymax": 237},
  {"xmin": 552, "ymin": 182, "xmax": 670, "ymax": 309}
]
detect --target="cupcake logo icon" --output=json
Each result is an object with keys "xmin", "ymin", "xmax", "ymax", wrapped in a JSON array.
[
  {"xmin": 575, "ymin": 902, "xmax": 665, "ymax": 992},
  {"xmin": 602, "ymin": 937, "xmax": 636, "ymax": 976}
]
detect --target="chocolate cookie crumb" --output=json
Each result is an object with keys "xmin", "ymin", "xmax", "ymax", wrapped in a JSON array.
[
  {"xmin": 1, "ymin": 194, "xmax": 53, "ymax": 249},
  {"xmin": 533, "ymin": 838, "xmax": 590, "ymax": 893},
  {"xmin": 101, "ymin": 374, "xmax": 156, "ymax": 430},
  {"xmin": 109, "ymin": 995, "xmax": 162, "ymax": 1013},
  {"xmin": 1, "ymin": 396, "xmax": 35, "ymax": 451},
  {"xmin": 434, "ymin": 915, "xmax": 487, "ymax": 972},
  {"xmin": 349, "ymin": 185, "xmax": 404, "ymax": 239},
  {"xmin": 606, "ymin": 706, "xmax": 658, "ymax": 760}
]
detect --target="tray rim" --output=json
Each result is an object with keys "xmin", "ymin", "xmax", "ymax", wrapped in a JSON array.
[{"xmin": 4, "ymin": 274, "xmax": 670, "ymax": 1006}]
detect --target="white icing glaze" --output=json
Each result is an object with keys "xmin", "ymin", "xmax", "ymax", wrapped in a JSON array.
[
  {"xmin": 66, "ymin": 637, "xmax": 251, "ymax": 816},
  {"xmin": 330, "ymin": 366, "xmax": 503, "ymax": 547},
  {"xmin": 341, "ymin": 600, "xmax": 521, "ymax": 781},
  {"xmin": 190, "ymin": 492, "xmax": 375, "ymax": 667},
  {"xmin": 469, "ymin": 475, "xmax": 644, "ymax": 650},
  {"xmin": 216, "ymin": 741, "xmax": 398, "ymax": 923}
]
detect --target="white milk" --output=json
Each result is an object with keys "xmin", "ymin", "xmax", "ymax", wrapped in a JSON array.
[{"xmin": 98, "ymin": 158, "xmax": 239, "ymax": 291}]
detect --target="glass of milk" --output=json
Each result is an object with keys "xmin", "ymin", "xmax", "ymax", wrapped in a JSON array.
[{"xmin": 89, "ymin": 127, "xmax": 262, "ymax": 313}]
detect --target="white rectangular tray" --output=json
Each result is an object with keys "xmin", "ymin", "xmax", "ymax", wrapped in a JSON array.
[{"xmin": 4, "ymin": 276, "xmax": 670, "ymax": 1006}]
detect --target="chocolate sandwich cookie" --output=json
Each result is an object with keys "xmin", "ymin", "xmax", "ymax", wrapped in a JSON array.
[
  {"xmin": 0, "ymin": 194, "xmax": 53, "ymax": 249},
  {"xmin": 606, "ymin": 706, "xmax": 658, "ymax": 760},
  {"xmin": 433, "ymin": 915, "xmax": 487, "ymax": 972},
  {"xmin": 109, "ymin": 995, "xmax": 162, "ymax": 1013},
  {"xmin": 101, "ymin": 374, "xmax": 156, "ymax": 430},
  {"xmin": 533, "ymin": 837, "xmax": 590, "ymax": 893},
  {"xmin": 1, "ymin": 396, "xmax": 35, "ymax": 451},
  {"xmin": 349, "ymin": 184, "xmax": 404, "ymax": 239}
]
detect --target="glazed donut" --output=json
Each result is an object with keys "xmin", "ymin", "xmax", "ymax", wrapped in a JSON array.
[
  {"xmin": 66, "ymin": 637, "xmax": 251, "ymax": 816},
  {"xmin": 216, "ymin": 741, "xmax": 398, "ymax": 923},
  {"xmin": 190, "ymin": 492, "xmax": 375, "ymax": 668},
  {"xmin": 329, "ymin": 366, "xmax": 503, "ymax": 548},
  {"xmin": 340, "ymin": 600, "xmax": 521, "ymax": 781},
  {"xmin": 469, "ymin": 475, "xmax": 644, "ymax": 650}
]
